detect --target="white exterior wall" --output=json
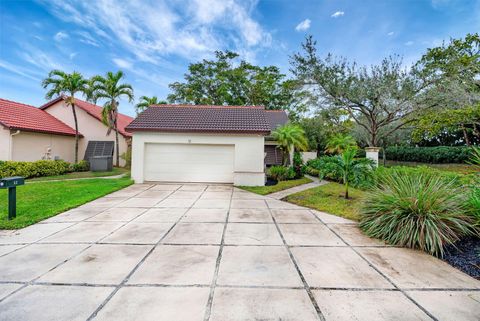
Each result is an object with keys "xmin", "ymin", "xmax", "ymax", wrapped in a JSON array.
[
  {"xmin": 131, "ymin": 132, "xmax": 265, "ymax": 186},
  {"xmin": 44, "ymin": 101, "xmax": 129, "ymax": 166},
  {"xmin": 11, "ymin": 131, "xmax": 76, "ymax": 162},
  {"xmin": 0, "ymin": 126, "xmax": 11, "ymax": 160}
]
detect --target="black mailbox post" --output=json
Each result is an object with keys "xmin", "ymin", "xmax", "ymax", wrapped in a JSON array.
[{"xmin": 0, "ymin": 176, "xmax": 25, "ymax": 220}]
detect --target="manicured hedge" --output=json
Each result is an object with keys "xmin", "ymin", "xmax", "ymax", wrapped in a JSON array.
[
  {"xmin": 384, "ymin": 146, "xmax": 472, "ymax": 164},
  {"xmin": 0, "ymin": 160, "xmax": 89, "ymax": 179}
]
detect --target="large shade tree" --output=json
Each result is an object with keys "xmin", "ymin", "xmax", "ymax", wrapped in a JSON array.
[
  {"xmin": 290, "ymin": 36, "xmax": 437, "ymax": 147},
  {"xmin": 90, "ymin": 71, "xmax": 134, "ymax": 166},
  {"xmin": 413, "ymin": 33, "xmax": 480, "ymax": 146},
  {"xmin": 168, "ymin": 51, "xmax": 307, "ymax": 118},
  {"xmin": 42, "ymin": 70, "xmax": 89, "ymax": 163}
]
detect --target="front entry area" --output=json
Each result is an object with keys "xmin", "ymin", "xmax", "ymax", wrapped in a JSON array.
[{"xmin": 144, "ymin": 143, "xmax": 235, "ymax": 183}]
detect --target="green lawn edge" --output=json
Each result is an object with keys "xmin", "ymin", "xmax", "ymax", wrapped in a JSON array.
[
  {"xmin": 285, "ymin": 182, "xmax": 365, "ymax": 221},
  {"xmin": 0, "ymin": 177, "xmax": 133, "ymax": 229},
  {"xmin": 237, "ymin": 177, "xmax": 313, "ymax": 195}
]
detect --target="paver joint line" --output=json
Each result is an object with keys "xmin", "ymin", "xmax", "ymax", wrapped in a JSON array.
[
  {"xmin": 265, "ymin": 199, "xmax": 327, "ymax": 321},
  {"xmin": 308, "ymin": 209, "xmax": 441, "ymax": 321},
  {"xmin": 85, "ymin": 184, "xmax": 206, "ymax": 321}
]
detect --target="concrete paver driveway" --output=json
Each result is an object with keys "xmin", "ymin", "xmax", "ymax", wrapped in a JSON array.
[{"xmin": 0, "ymin": 183, "xmax": 479, "ymax": 321}]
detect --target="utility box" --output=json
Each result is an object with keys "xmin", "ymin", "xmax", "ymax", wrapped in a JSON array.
[
  {"xmin": 89, "ymin": 156, "xmax": 113, "ymax": 172},
  {"xmin": 0, "ymin": 176, "xmax": 25, "ymax": 220}
]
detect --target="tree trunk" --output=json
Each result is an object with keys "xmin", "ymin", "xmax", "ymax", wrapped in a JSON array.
[
  {"xmin": 71, "ymin": 101, "xmax": 79, "ymax": 164},
  {"xmin": 115, "ymin": 127, "xmax": 120, "ymax": 167},
  {"xmin": 345, "ymin": 181, "xmax": 349, "ymax": 199},
  {"xmin": 461, "ymin": 124, "xmax": 471, "ymax": 146}
]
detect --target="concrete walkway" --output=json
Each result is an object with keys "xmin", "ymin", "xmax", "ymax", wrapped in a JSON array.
[
  {"xmin": 268, "ymin": 175, "xmax": 327, "ymax": 199},
  {"xmin": 0, "ymin": 183, "xmax": 479, "ymax": 321}
]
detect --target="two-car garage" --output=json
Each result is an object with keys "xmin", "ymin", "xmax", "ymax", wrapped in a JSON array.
[
  {"xmin": 127, "ymin": 105, "xmax": 271, "ymax": 186},
  {"xmin": 144, "ymin": 143, "xmax": 235, "ymax": 183}
]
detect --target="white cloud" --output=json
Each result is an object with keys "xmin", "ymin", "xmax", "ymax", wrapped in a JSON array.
[
  {"xmin": 387, "ymin": 31, "xmax": 394, "ymax": 36},
  {"xmin": 54, "ymin": 31, "xmax": 68, "ymax": 41},
  {"xmin": 404, "ymin": 41, "xmax": 414, "ymax": 46},
  {"xmin": 295, "ymin": 19, "xmax": 311, "ymax": 31},
  {"xmin": 113, "ymin": 58, "xmax": 133, "ymax": 69},
  {"xmin": 40, "ymin": 0, "xmax": 271, "ymax": 63},
  {"xmin": 69, "ymin": 52, "xmax": 78, "ymax": 60},
  {"xmin": 0, "ymin": 60, "xmax": 41, "ymax": 81},
  {"xmin": 76, "ymin": 31, "xmax": 100, "ymax": 47},
  {"xmin": 331, "ymin": 11, "xmax": 344, "ymax": 18}
]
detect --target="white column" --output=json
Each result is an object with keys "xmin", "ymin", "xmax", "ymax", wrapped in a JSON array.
[{"xmin": 365, "ymin": 147, "xmax": 380, "ymax": 166}]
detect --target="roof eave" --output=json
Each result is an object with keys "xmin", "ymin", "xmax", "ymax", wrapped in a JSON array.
[{"xmin": 125, "ymin": 127, "xmax": 271, "ymax": 136}]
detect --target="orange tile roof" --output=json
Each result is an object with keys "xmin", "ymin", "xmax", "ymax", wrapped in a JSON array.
[{"xmin": 0, "ymin": 98, "xmax": 80, "ymax": 137}]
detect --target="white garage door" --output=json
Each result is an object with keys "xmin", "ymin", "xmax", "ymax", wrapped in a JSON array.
[{"xmin": 144, "ymin": 143, "xmax": 235, "ymax": 183}]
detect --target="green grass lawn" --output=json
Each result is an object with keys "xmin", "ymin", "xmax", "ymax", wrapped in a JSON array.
[
  {"xmin": 285, "ymin": 182, "xmax": 365, "ymax": 221},
  {"xmin": 238, "ymin": 177, "xmax": 313, "ymax": 195},
  {"xmin": 384, "ymin": 160, "xmax": 479, "ymax": 175},
  {"xmin": 0, "ymin": 177, "xmax": 133, "ymax": 229},
  {"xmin": 28, "ymin": 167, "xmax": 130, "ymax": 182}
]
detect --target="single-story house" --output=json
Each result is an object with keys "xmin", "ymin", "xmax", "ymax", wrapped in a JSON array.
[
  {"xmin": 0, "ymin": 98, "xmax": 80, "ymax": 162},
  {"xmin": 126, "ymin": 104, "xmax": 282, "ymax": 186},
  {"xmin": 40, "ymin": 97, "xmax": 134, "ymax": 166},
  {"xmin": 0, "ymin": 97, "xmax": 133, "ymax": 166}
]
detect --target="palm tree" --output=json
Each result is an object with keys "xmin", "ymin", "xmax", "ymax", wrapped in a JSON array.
[
  {"xmin": 272, "ymin": 124, "xmax": 308, "ymax": 166},
  {"xmin": 42, "ymin": 70, "xmax": 88, "ymax": 163},
  {"xmin": 325, "ymin": 134, "xmax": 357, "ymax": 154},
  {"xmin": 135, "ymin": 96, "xmax": 167, "ymax": 114},
  {"xmin": 333, "ymin": 147, "xmax": 373, "ymax": 199},
  {"xmin": 90, "ymin": 71, "xmax": 134, "ymax": 166}
]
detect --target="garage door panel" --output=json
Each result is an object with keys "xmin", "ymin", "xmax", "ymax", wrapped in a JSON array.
[{"xmin": 144, "ymin": 143, "xmax": 234, "ymax": 183}]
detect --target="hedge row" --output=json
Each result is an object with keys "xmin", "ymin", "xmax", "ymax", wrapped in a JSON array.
[
  {"xmin": 0, "ymin": 160, "xmax": 89, "ymax": 179},
  {"xmin": 384, "ymin": 146, "xmax": 473, "ymax": 164}
]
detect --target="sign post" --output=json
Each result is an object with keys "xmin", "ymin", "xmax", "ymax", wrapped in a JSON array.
[{"xmin": 0, "ymin": 177, "xmax": 25, "ymax": 220}]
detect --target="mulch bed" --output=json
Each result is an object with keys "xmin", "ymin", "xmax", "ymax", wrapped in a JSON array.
[
  {"xmin": 265, "ymin": 178, "xmax": 278, "ymax": 186},
  {"xmin": 443, "ymin": 236, "xmax": 480, "ymax": 279}
]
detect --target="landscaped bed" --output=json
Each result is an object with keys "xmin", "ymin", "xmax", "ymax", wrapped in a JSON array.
[
  {"xmin": 238, "ymin": 177, "xmax": 312, "ymax": 195},
  {"xmin": 28, "ymin": 167, "xmax": 129, "ymax": 181},
  {"xmin": 0, "ymin": 177, "xmax": 133, "ymax": 229},
  {"xmin": 285, "ymin": 182, "xmax": 364, "ymax": 221}
]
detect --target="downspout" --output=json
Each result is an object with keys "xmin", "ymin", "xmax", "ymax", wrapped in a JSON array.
[{"xmin": 9, "ymin": 130, "xmax": 20, "ymax": 161}]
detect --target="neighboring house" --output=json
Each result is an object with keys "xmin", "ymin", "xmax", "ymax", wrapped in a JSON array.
[
  {"xmin": 264, "ymin": 110, "xmax": 289, "ymax": 166},
  {"xmin": 126, "ymin": 105, "xmax": 272, "ymax": 186},
  {"xmin": 40, "ymin": 97, "xmax": 134, "ymax": 166},
  {"xmin": 0, "ymin": 98, "xmax": 79, "ymax": 162}
]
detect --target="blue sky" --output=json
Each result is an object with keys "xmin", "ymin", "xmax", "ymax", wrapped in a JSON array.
[{"xmin": 0, "ymin": 0, "xmax": 479, "ymax": 116}]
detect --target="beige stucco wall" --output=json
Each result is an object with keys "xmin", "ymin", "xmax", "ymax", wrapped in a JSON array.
[
  {"xmin": 131, "ymin": 132, "xmax": 265, "ymax": 186},
  {"xmin": 0, "ymin": 126, "xmax": 11, "ymax": 160},
  {"xmin": 44, "ymin": 101, "xmax": 129, "ymax": 166},
  {"xmin": 11, "ymin": 131, "xmax": 76, "ymax": 162}
]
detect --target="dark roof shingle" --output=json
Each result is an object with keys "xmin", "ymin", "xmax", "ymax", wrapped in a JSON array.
[
  {"xmin": 0, "ymin": 98, "xmax": 80, "ymax": 136},
  {"xmin": 126, "ymin": 105, "xmax": 271, "ymax": 135},
  {"xmin": 265, "ymin": 110, "xmax": 289, "ymax": 130}
]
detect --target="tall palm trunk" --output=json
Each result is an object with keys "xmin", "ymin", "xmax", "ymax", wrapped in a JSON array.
[
  {"xmin": 115, "ymin": 127, "xmax": 120, "ymax": 167},
  {"xmin": 70, "ymin": 100, "xmax": 79, "ymax": 164}
]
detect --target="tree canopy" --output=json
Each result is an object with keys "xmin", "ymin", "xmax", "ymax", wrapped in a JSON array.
[
  {"xmin": 168, "ymin": 51, "xmax": 307, "ymax": 118},
  {"xmin": 290, "ymin": 36, "xmax": 437, "ymax": 147}
]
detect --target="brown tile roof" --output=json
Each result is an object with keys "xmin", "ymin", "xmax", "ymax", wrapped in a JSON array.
[
  {"xmin": 125, "ymin": 105, "xmax": 272, "ymax": 135},
  {"xmin": 0, "ymin": 98, "xmax": 80, "ymax": 137},
  {"xmin": 265, "ymin": 110, "xmax": 289, "ymax": 130},
  {"xmin": 41, "ymin": 97, "xmax": 134, "ymax": 137}
]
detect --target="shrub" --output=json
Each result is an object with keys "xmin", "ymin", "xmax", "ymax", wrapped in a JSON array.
[
  {"xmin": 267, "ymin": 165, "xmax": 297, "ymax": 181},
  {"xmin": 374, "ymin": 165, "xmax": 469, "ymax": 186},
  {"xmin": 70, "ymin": 160, "xmax": 90, "ymax": 172},
  {"xmin": 292, "ymin": 151, "xmax": 305, "ymax": 179},
  {"xmin": 305, "ymin": 166, "xmax": 319, "ymax": 177},
  {"xmin": 359, "ymin": 171, "xmax": 476, "ymax": 257},
  {"xmin": 0, "ymin": 160, "xmax": 72, "ymax": 179},
  {"xmin": 384, "ymin": 146, "xmax": 472, "ymax": 163},
  {"xmin": 307, "ymin": 156, "xmax": 375, "ymax": 188},
  {"xmin": 267, "ymin": 166, "xmax": 288, "ymax": 181}
]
